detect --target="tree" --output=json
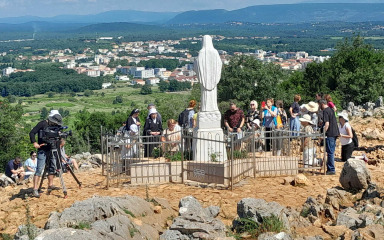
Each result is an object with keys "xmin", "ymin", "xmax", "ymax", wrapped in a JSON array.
[
  {"xmin": 113, "ymin": 95, "xmax": 123, "ymax": 104},
  {"xmin": 286, "ymin": 35, "xmax": 384, "ymax": 106},
  {"xmin": 40, "ymin": 107, "xmax": 48, "ymax": 120},
  {"xmin": 158, "ymin": 80, "xmax": 169, "ymax": 92},
  {"xmin": 140, "ymin": 84, "xmax": 152, "ymax": 95},
  {"xmin": 84, "ymin": 89, "xmax": 94, "ymax": 97},
  {"xmin": 218, "ymin": 55, "xmax": 288, "ymax": 110},
  {"xmin": 0, "ymin": 100, "xmax": 28, "ymax": 172}
]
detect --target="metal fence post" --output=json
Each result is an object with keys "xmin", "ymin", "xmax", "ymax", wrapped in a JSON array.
[
  {"xmin": 323, "ymin": 130, "xmax": 327, "ymax": 175},
  {"xmin": 181, "ymin": 128, "xmax": 185, "ymax": 184},
  {"xmin": 106, "ymin": 133, "xmax": 110, "ymax": 189},
  {"xmin": 252, "ymin": 129, "xmax": 256, "ymax": 179},
  {"xmin": 230, "ymin": 134, "xmax": 234, "ymax": 191},
  {"xmin": 101, "ymin": 125, "xmax": 104, "ymax": 176}
]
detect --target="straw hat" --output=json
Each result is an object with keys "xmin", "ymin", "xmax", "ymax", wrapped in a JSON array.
[
  {"xmin": 304, "ymin": 101, "xmax": 319, "ymax": 112},
  {"xmin": 299, "ymin": 114, "xmax": 313, "ymax": 124}
]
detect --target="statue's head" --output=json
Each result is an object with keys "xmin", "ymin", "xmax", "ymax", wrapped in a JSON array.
[{"xmin": 202, "ymin": 35, "xmax": 214, "ymax": 49}]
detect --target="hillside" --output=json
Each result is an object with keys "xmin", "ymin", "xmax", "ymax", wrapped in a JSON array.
[
  {"xmin": 168, "ymin": 3, "xmax": 384, "ymax": 24},
  {"xmin": 74, "ymin": 22, "xmax": 165, "ymax": 33},
  {"xmin": 0, "ymin": 10, "xmax": 179, "ymax": 24}
]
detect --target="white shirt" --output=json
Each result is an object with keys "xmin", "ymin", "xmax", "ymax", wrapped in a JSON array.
[{"xmin": 339, "ymin": 122, "xmax": 352, "ymax": 146}]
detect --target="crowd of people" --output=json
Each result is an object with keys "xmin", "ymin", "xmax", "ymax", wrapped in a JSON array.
[
  {"xmin": 3, "ymin": 94, "xmax": 356, "ymax": 193},
  {"xmin": 118, "ymin": 93, "xmax": 356, "ymax": 177}
]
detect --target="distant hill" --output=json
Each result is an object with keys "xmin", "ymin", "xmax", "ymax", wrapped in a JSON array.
[
  {"xmin": 0, "ymin": 22, "xmax": 88, "ymax": 32},
  {"xmin": 0, "ymin": 10, "xmax": 179, "ymax": 24},
  {"xmin": 168, "ymin": 3, "xmax": 384, "ymax": 24},
  {"xmin": 74, "ymin": 22, "xmax": 165, "ymax": 33}
]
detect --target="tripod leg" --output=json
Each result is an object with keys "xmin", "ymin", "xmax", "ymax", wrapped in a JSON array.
[
  {"xmin": 67, "ymin": 165, "xmax": 82, "ymax": 189},
  {"xmin": 38, "ymin": 166, "xmax": 47, "ymax": 192},
  {"xmin": 57, "ymin": 170, "xmax": 68, "ymax": 198}
]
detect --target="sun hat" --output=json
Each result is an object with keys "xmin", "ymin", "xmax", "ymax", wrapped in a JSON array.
[
  {"xmin": 49, "ymin": 110, "xmax": 60, "ymax": 117},
  {"xmin": 148, "ymin": 108, "xmax": 158, "ymax": 115},
  {"xmin": 129, "ymin": 124, "xmax": 139, "ymax": 134},
  {"xmin": 299, "ymin": 114, "xmax": 313, "ymax": 124},
  {"xmin": 338, "ymin": 112, "xmax": 349, "ymax": 122},
  {"xmin": 304, "ymin": 101, "xmax": 319, "ymax": 112},
  {"xmin": 48, "ymin": 114, "xmax": 63, "ymax": 125}
]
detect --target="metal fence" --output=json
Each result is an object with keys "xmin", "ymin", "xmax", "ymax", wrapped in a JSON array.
[{"xmin": 102, "ymin": 127, "xmax": 326, "ymax": 190}]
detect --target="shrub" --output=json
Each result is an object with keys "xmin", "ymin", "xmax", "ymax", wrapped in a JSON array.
[
  {"xmin": 72, "ymin": 222, "xmax": 91, "ymax": 230},
  {"xmin": 300, "ymin": 207, "xmax": 310, "ymax": 217},
  {"xmin": 232, "ymin": 215, "xmax": 285, "ymax": 238}
]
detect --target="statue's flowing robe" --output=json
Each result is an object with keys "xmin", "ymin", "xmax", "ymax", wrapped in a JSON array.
[{"xmin": 194, "ymin": 35, "xmax": 222, "ymax": 112}]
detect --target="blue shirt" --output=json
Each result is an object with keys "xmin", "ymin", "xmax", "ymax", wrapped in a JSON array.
[
  {"xmin": 24, "ymin": 158, "xmax": 37, "ymax": 172},
  {"xmin": 263, "ymin": 106, "xmax": 277, "ymax": 128},
  {"xmin": 5, "ymin": 160, "xmax": 22, "ymax": 177}
]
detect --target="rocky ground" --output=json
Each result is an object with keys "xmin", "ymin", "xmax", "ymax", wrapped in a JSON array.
[{"xmin": 1, "ymin": 117, "xmax": 384, "ymax": 239}]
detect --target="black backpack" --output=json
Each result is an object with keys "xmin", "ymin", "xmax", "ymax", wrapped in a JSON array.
[
  {"xmin": 352, "ymin": 127, "xmax": 359, "ymax": 149},
  {"xmin": 178, "ymin": 109, "xmax": 192, "ymax": 128}
]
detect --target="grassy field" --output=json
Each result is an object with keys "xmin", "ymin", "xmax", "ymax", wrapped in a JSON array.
[{"xmin": 17, "ymin": 83, "xmax": 191, "ymax": 125}]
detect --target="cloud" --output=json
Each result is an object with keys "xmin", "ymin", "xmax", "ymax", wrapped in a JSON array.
[{"xmin": 0, "ymin": 0, "xmax": 9, "ymax": 8}]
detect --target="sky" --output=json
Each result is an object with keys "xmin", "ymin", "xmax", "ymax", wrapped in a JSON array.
[{"xmin": 0, "ymin": 0, "xmax": 382, "ymax": 18}]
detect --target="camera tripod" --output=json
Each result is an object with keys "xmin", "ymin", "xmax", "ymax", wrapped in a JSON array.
[{"xmin": 38, "ymin": 140, "xmax": 82, "ymax": 198}]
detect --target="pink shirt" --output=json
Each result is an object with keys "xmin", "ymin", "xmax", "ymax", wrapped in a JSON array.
[{"xmin": 328, "ymin": 101, "xmax": 335, "ymax": 109}]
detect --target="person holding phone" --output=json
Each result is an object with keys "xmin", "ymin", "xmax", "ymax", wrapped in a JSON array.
[{"xmin": 261, "ymin": 98, "xmax": 278, "ymax": 151}]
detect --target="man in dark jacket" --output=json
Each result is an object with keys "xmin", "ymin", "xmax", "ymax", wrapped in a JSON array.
[{"xmin": 29, "ymin": 110, "xmax": 63, "ymax": 197}]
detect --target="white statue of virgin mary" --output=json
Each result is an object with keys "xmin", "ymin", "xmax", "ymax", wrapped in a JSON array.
[{"xmin": 194, "ymin": 35, "xmax": 222, "ymax": 112}]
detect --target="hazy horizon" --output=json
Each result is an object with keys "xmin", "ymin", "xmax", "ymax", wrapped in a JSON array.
[{"xmin": 0, "ymin": 0, "xmax": 383, "ymax": 18}]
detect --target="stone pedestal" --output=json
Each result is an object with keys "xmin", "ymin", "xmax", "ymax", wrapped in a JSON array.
[{"xmin": 193, "ymin": 111, "xmax": 227, "ymax": 162}]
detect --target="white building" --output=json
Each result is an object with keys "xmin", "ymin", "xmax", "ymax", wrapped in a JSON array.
[
  {"xmin": 129, "ymin": 66, "xmax": 145, "ymax": 76},
  {"xmin": 154, "ymin": 68, "xmax": 167, "ymax": 76},
  {"xmin": 146, "ymin": 77, "xmax": 160, "ymax": 85},
  {"xmin": 64, "ymin": 60, "xmax": 76, "ymax": 69},
  {"xmin": 296, "ymin": 51, "xmax": 309, "ymax": 59},
  {"xmin": 86, "ymin": 70, "xmax": 101, "ymax": 77},
  {"xmin": 102, "ymin": 83, "xmax": 112, "ymax": 89},
  {"xmin": 116, "ymin": 75, "xmax": 130, "ymax": 81},
  {"xmin": 157, "ymin": 46, "xmax": 165, "ymax": 54},
  {"xmin": 2, "ymin": 67, "xmax": 14, "ymax": 76},
  {"xmin": 135, "ymin": 69, "xmax": 155, "ymax": 79}
]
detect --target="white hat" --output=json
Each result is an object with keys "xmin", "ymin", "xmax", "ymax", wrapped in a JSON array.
[
  {"xmin": 252, "ymin": 119, "xmax": 260, "ymax": 127},
  {"xmin": 49, "ymin": 110, "xmax": 60, "ymax": 117},
  {"xmin": 299, "ymin": 114, "xmax": 313, "ymax": 124},
  {"xmin": 129, "ymin": 124, "xmax": 139, "ymax": 134},
  {"xmin": 338, "ymin": 112, "xmax": 349, "ymax": 122},
  {"xmin": 148, "ymin": 108, "xmax": 157, "ymax": 115},
  {"xmin": 304, "ymin": 101, "xmax": 319, "ymax": 112}
]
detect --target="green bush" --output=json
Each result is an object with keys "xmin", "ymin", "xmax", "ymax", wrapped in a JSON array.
[{"xmin": 232, "ymin": 215, "xmax": 285, "ymax": 238}]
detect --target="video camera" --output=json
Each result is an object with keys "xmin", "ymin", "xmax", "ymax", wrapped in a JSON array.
[{"xmin": 39, "ymin": 126, "xmax": 72, "ymax": 144}]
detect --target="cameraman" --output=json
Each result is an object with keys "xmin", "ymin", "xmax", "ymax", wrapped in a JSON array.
[{"xmin": 29, "ymin": 110, "xmax": 62, "ymax": 198}]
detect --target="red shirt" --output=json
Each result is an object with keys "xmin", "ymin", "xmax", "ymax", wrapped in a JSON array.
[{"xmin": 224, "ymin": 109, "xmax": 245, "ymax": 128}]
